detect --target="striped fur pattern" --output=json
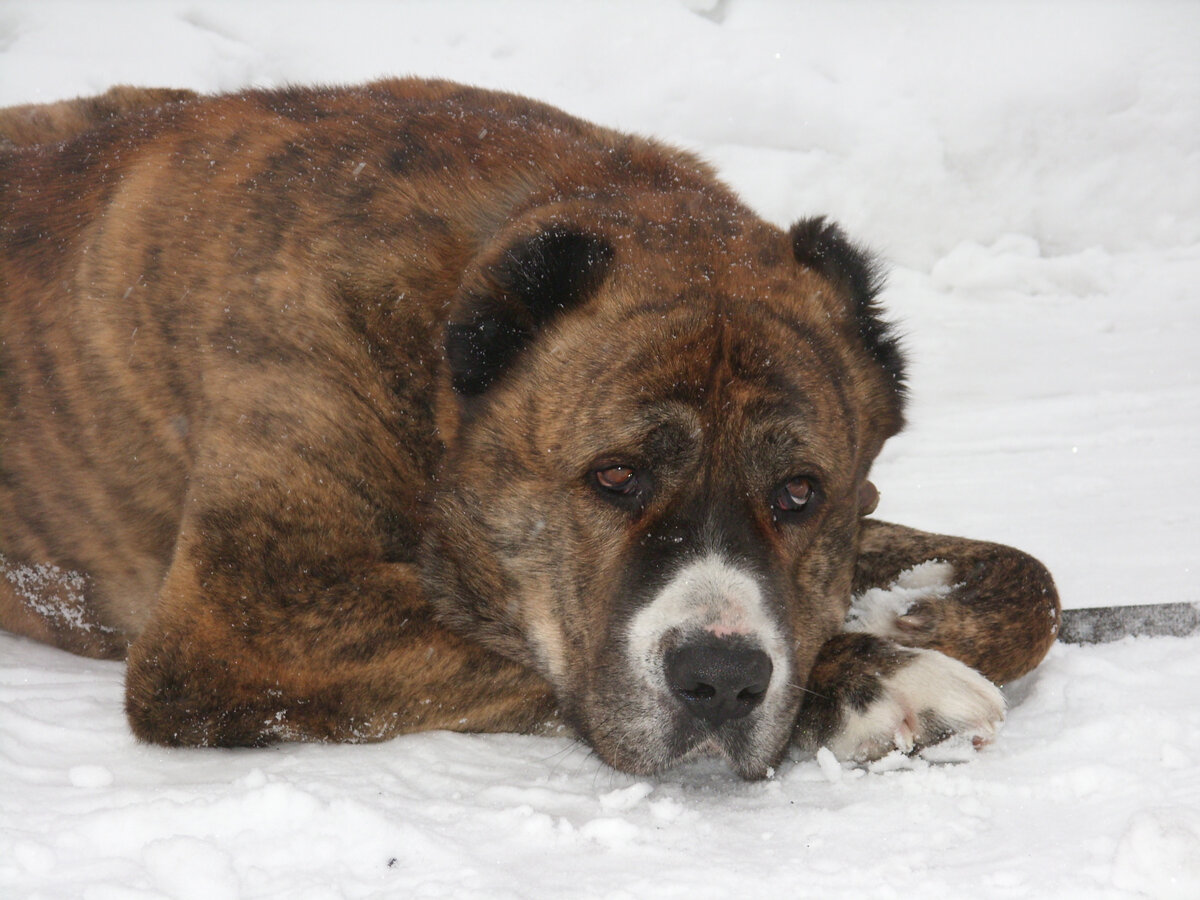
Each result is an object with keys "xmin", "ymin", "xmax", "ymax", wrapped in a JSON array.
[{"xmin": 0, "ymin": 82, "xmax": 1058, "ymax": 775}]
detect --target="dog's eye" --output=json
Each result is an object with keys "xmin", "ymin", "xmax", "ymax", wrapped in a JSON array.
[
  {"xmin": 773, "ymin": 477, "xmax": 818, "ymax": 516},
  {"xmin": 594, "ymin": 465, "xmax": 639, "ymax": 494}
]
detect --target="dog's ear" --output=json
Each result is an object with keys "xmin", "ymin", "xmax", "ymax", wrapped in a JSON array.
[
  {"xmin": 790, "ymin": 216, "xmax": 905, "ymax": 390},
  {"xmin": 447, "ymin": 224, "xmax": 614, "ymax": 397},
  {"xmin": 790, "ymin": 216, "xmax": 907, "ymax": 429}
]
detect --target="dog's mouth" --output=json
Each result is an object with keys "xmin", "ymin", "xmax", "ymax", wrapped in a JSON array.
[
  {"xmin": 571, "ymin": 673, "xmax": 801, "ymax": 780},
  {"xmin": 580, "ymin": 709, "xmax": 796, "ymax": 780},
  {"xmin": 667, "ymin": 716, "xmax": 794, "ymax": 781},
  {"xmin": 674, "ymin": 735, "xmax": 780, "ymax": 780}
]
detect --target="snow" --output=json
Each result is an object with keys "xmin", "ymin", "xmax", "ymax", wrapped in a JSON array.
[
  {"xmin": 844, "ymin": 559, "xmax": 955, "ymax": 635},
  {"xmin": 1, "ymin": 0, "xmax": 1198, "ymax": 896},
  {"xmin": 0, "ymin": 554, "xmax": 110, "ymax": 636}
]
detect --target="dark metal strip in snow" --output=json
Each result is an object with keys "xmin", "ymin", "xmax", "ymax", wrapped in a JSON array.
[{"xmin": 1058, "ymin": 602, "xmax": 1200, "ymax": 644}]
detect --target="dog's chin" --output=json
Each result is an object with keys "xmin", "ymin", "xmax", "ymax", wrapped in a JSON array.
[
  {"xmin": 575, "ymin": 696, "xmax": 794, "ymax": 781},
  {"xmin": 666, "ymin": 737, "xmax": 784, "ymax": 781}
]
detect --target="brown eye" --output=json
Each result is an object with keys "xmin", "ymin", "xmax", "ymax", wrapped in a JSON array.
[
  {"xmin": 595, "ymin": 465, "xmax": 638, "ymax": 494},
  {"xmin": 774, "ymin": 477, "xmax": 818, "ymax": 514}
]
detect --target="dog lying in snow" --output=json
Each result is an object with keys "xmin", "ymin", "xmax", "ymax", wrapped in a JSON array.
[{"xmin": 0, "ymin": 82, "xmax": 1059, "ymax": 777}]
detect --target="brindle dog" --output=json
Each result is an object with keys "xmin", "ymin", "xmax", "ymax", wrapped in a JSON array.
[{"xmin": 0, "ymin": 82, "xmax": 1059, "ymax": 778}]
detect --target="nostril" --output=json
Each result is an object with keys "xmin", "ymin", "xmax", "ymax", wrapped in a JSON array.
[
  {"xmin": 665, "ymin": 640, "xmax": 773, "ymax": 726},
  {"xmin": 737, "ymin": 685, "xmax": 766, "ymax": 704},
  {"xmin": 678, "ymin": 682, "xmax": 717, "ymax": 703}
]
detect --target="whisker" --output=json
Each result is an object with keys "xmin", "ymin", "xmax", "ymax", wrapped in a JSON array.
[{"xmin": 785, "ymin": 679, "xmax": 829, "ymax": 700}]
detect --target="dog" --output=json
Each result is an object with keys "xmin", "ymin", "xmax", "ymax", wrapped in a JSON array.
[{"xmin": 0, "ymin": 81, "xmax": 1060, "ymax": 778}]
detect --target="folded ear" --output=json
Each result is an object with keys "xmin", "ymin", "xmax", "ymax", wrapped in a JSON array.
[
  {"xmin": 446, "ymin": 224, "xmax": 614, "ymax": 397},
  {"xmin": 791, "ymin": 217, "xmax": 907, "ymax": 437}
]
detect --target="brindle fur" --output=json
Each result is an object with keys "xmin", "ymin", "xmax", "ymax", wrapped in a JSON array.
[{"xmin": 0, "ymin": 81, "xmax": 1058, "ymax": 774}]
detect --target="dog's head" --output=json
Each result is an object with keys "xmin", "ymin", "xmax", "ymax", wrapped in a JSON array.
[{"xmin": 424, "ymin": 204, "xmax": 905, "ymax": 778}]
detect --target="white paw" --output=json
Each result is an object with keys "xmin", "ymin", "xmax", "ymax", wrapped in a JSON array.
[{"xmin": 825, "ymin": 648, "xmax": 1006, "ymax": 763}]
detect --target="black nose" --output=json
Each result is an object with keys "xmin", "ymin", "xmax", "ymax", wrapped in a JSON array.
[{"xmin": 665, "ymin": 640, "xmax": 773, "ymax": 726}]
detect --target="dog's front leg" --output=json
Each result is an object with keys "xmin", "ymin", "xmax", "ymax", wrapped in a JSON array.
[
  {"xmin": 794, "ymin": 519, "xmax": 1060, "ymax": 761},
  {"xmin": 125, "ymin": 553, "xmax": 556, "ymax": 748},
  {"xmin": 848, "ymin": 519, "xmax": 1061, "ymax": 684}
]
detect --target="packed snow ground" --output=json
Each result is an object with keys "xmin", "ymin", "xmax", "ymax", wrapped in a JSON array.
[{"xmin": 2, "ymin": 1, "xmax": 1198, "ymax": 897}]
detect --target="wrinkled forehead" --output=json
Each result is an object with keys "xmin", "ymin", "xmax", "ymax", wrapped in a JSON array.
[{"xmin": 540, "ymin": 299, "xmax": 860, "ymax": 471}]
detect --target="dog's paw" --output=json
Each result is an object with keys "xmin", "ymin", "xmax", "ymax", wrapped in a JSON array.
[{"xmin": 824, "ymin": 647, "xmax": 1006, "ymax": 764}]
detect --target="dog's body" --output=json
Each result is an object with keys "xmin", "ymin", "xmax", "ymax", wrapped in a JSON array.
[{"xmin": 0, "ymin": 82, "xmax": 1059, "ymax": 777}]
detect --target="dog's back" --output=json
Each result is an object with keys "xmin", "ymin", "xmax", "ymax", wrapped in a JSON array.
[{"xmin": 0, "ymin": 85, "xmax": 197, "ymax": 150}]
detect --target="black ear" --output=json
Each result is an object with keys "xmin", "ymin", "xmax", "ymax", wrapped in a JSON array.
[
  {"xmin": 447, "ymin": 225, "xmax": 614, "ymax": 397},
  {"xmin": 790, "ymin": 216, "xmax": 906, "ymax": 393}
]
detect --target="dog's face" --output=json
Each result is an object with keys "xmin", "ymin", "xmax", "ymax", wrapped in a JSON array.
[{"xmin": 425, "ymin": 211, "xmax": 905, "ymax": 778}]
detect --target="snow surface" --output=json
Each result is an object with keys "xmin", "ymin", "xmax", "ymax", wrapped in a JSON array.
[{"xmin": 1, "ymin": 0, "xmax": 1198, "ymax": 896}]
